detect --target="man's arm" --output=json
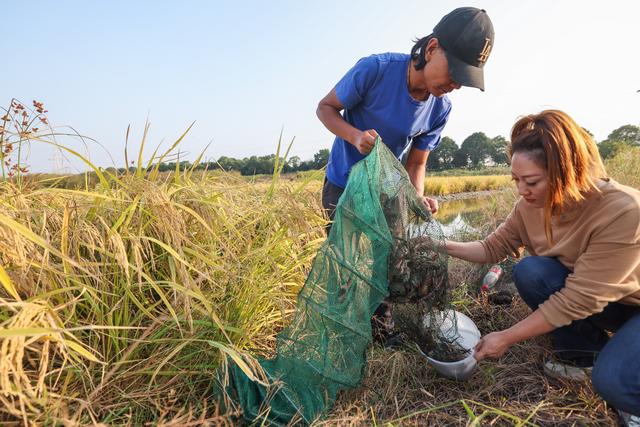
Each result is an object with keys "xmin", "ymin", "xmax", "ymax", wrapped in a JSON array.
[
  {"xmin": 316, "ymin": 88, "xmax": 377, "ymax": 155},
  {"xmin": 405, "ymin": 146, "xmax": 438, "ymax": 213}
]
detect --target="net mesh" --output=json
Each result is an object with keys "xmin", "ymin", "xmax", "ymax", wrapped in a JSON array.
[{"xmin": 226, "ymin": 140, "xmax": 455, "ymax": 425}]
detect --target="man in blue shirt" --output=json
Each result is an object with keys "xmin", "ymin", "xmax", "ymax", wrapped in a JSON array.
[
  {"xmin": 316, "ymin": 7, "xmax": 495, "ymax": 345},
  {"xmin": 317, "ymin": 7, "xmax": 495, "ymax": 222}
]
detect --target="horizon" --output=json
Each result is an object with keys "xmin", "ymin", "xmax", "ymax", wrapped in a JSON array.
[{"xmin": 3, "ymin": 0, "xmax": 639, "ymax": 173}]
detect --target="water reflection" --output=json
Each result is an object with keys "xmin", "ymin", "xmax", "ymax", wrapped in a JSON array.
[
  {"xmin": 440, "ymin": 214, "xmax": 479, "ymax": 238},
  {"xmin": 436, "ymin": 197, "xmax": 491, "ymax": 238}
]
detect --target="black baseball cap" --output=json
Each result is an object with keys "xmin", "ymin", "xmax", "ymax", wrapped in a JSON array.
[{"xmin": 433, "ymin": 7, "xmax": 495, "ymax": 91}]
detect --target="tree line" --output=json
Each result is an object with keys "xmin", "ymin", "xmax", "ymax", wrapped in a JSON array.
[
  {"xmin": 151, "ymin": 124, "xmax": 640, "ymax": 175},
  {"xmin": 425, "ymin": 123, "xmax": 640, "ymax": 170}
]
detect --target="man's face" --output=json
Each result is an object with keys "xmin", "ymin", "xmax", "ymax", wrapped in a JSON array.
[{"xmin": 423, "ymin": 41, "xmax": 461, "ymax": 97}]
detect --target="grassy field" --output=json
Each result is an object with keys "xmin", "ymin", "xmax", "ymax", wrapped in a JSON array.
[
  {"xmin": 426, "ymin": 165, "xmax": 511, "ymax": 177},
  {"xmin": 282, "ymin": 167, "xmax": 514, "ymax": 203},
  {"xmin": 0, "ymin": 163, "xmax": 326, "ymax": 424},
  {"xmin": 254, "ymin": 167, "xmax": 514, "ymax": 197},
  {"xmin": 39, "ymin": 166, "xmax": 511, "ymax": 197},
  {"xmin": 423, "ymin": 175, "xmax": 512, "ymax": 196},
  {"xmin": 0, "ymin": 141, "xmax": 638, "ymax": 425}
]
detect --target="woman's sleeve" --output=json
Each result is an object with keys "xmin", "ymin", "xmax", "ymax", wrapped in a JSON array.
[
  {"xmin": 480, "ymin": 203, "xmax": 525, "ymax": 263},
  {"xmin": 539, "ymin": 207, "xmax": 640, "ymax": 327}
]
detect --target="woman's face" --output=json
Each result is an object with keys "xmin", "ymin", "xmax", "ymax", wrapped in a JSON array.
[{"xmin": 511, "ymin": 152, "xmax": 549, "ymax": 208}]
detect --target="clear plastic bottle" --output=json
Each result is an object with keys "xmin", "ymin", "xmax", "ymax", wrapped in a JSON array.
[{"xmin": 481, "ymin": 264, "xmax": 503, "ymax": 292}]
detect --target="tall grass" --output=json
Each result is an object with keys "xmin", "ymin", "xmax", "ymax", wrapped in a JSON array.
[
  {"xmin": 606, "ymin": 146, "xmax": 640, "ymax": 188},
  {"xmin": 0, "ymin": 123, "xmax": 326, "ymax": 424}
]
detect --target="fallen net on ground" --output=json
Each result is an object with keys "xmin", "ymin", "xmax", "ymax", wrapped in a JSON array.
[{"xmin": 225, "ymin": 139, "xmax": 453, "ymax": 425}]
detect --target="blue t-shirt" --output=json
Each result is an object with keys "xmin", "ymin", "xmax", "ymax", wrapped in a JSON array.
[{"xmin": 326, "ymin": 52, "xmax": 452, "ymax": 189}]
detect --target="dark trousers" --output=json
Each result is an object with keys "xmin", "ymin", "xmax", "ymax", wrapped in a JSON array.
[
  {"xmin": 321, "ymin": 177, "xmax": 343, "ymax": 228},
  {"xmin": 514, "ymin": 256, "xmax": 640, "ymax": 415},
  {"xmin": 322, "ymin": 177, "xmax": 393, "ymax": 338}
]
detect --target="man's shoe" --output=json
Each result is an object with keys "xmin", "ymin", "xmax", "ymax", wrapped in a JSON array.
[
  {"xmin": 542, "ymin": 359, "xmax": 593, "ymax": 382},
  {"xmin": 618, "ymin": 409, "xmax": 640, "ymax": 427}
]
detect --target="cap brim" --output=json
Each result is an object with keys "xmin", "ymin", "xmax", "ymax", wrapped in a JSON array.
[{"xmin": 444, "ymin": 51, "xmax": 485, "ymax": 91}]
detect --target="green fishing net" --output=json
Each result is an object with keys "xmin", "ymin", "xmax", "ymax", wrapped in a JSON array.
[{"xmin": 225, "ymin": 140, "xmax": 454, "ymax": 425}]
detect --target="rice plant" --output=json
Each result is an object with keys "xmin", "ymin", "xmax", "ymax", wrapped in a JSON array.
[
  {"xmin": 0, "ymin": 101, "xmax": 326, "ymax": 424},
  {"xmin": 423, "ymin": 175, "xmax": 512, "ymax": 196}
]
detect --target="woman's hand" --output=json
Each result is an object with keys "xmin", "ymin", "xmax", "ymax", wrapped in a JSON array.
[
  {"xmin": 473, "ymin": 311, "xmax": 556, "ymax": 362},
  {"xmin": 352, "ymin": 129, "xmax": 378, "ymax": 155},
  {"xmin": 474, "ymin": 331, "xmax": 511, "ymax": 361}
]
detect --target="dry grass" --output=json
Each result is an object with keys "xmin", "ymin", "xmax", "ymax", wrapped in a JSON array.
[
  {"xmin": 606, "ymin": 146, "xmax": 640, "ymax": 189},
  {"xmin": 0, "ymin": 170, "xmax": 325, "ymax": 425},
  {"xmin": 1, "ymin": 110, "xmax": 637, "ymax": 426},
  {"xmin": 319, "ymin": 297, "xmax": 617, "ymax": 426},
  {"xmin": 424, "ymin": 175, "xmax": 512, "ymax": 196}
]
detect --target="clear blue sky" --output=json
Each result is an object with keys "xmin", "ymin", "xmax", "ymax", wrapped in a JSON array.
[{"xmin": 3, "ymin": 1, "xmax": 639, "ymax": 172}]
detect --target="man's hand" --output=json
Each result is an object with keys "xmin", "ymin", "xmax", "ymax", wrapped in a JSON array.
[
  {"xmin": 421, "ymin": 196, "xmax": 439, "ymax": 214},
  {"xmin": 352, "ymin": 129, "xmax": 378, "ymax": 155},
  {"xmin": 474, "ymin": 331, "xmax": 511, "ymax": 361}
]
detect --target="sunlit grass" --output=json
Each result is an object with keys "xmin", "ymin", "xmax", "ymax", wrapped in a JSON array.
[
  {"xmin": 606, "ymin": 146, "xmax": 640, "ymax": 188},
  {"xmin": 0, "ymin": 101, "xmax": 636, "ymax": 425},
  {"xmin": 424, "ymin": 175, "xmax": 512, "ymax": 196},
  {"xmin": 0, "ymin": 118, "xmax": 326, "ymax": 424}
]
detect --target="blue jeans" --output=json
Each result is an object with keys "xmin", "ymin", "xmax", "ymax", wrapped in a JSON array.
[{"xmin": 514, "ymin": 256, "xmax": 640, "ymax": 415}]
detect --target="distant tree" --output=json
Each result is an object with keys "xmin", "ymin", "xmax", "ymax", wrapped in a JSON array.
[
  {"xmin": 240, "ymin": 156, "xmax": 259, "ymax": 175},
  {"xmin": 312, "ymin": 149, "xmax": 330, "ymax": 169},
  {"xmin": 298, "ymin": 160, "xmax": 313, "ymax": 171},
  {"xmin": 217, "ymin": 156, "xmax": 241, "ymax": 171},
  {"xmin": 426, "ymin": 152, "xmax": 438, "ymax": 170},
  {"xmin": 427, "ymin": 136, "xmax": 458, "ymax": 170},
  {"xmin": 286, "ymin": 156, "xmax": 301, "ymax": 172},
  {"xmin": 259, "ymin": 155, "xmax": 277, "ymax": 174},
  {"xmin": 595, "ymin": 124, "xmax": 640, "ymax": 160},
  {"xmin": 460, "ymin": 132, "xmax": 493, "ymax": 167},
  {"xmin": 453, "ymin": 148, "xmax": 469, "ymax": 168},
  {"xmin": 606, "ymin": 125, "xmax": 640, "ymax": 146},
  {"xmin": 490, "ymin": 135, "xmax": 509, "ymax": 165},
  {"xmin": 598, "ymin": 139, "xmax": 626, "ymax": 160}
]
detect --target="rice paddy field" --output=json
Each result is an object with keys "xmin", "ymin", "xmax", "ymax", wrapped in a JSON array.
[{"xmin": 0, "ymin": 123, "xmax": 638, "ymax": 425}]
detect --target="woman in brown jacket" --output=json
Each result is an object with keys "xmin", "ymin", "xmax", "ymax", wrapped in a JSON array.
[{"xmin": 445, "ymin": 110, "xmax": 640, "ymax": 420}]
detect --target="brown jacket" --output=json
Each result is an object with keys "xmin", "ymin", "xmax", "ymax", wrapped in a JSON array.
[{"xmin": 480, "ymin": 179, "xmax": 640, "ymax": 327}]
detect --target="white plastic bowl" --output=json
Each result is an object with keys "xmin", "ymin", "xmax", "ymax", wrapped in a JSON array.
[{"xmin": 417, "ymin": 310, "xmax": 481, "ymax": 381}]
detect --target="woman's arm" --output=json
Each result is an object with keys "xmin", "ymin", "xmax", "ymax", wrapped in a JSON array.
[
  {"xmin": 474, "ymin": 309, "xmax": 555, "ymax": 360},
  {"xmin": 445, "ymin": 240, "xmax": 489, "ymax": 263},
  {"xmin": 447, "ymin": 203, "xmax": 524, "ymax": 264}
]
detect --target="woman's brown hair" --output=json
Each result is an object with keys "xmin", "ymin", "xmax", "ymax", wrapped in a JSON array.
[{"xmin": 509, "ymin": 110, "xmax": 607, "ymax": 243}]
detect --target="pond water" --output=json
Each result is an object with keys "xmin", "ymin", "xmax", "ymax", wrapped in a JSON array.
[{"xmin": 436, "ymin": 196, "xmax": 492, "ymax": 238}]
